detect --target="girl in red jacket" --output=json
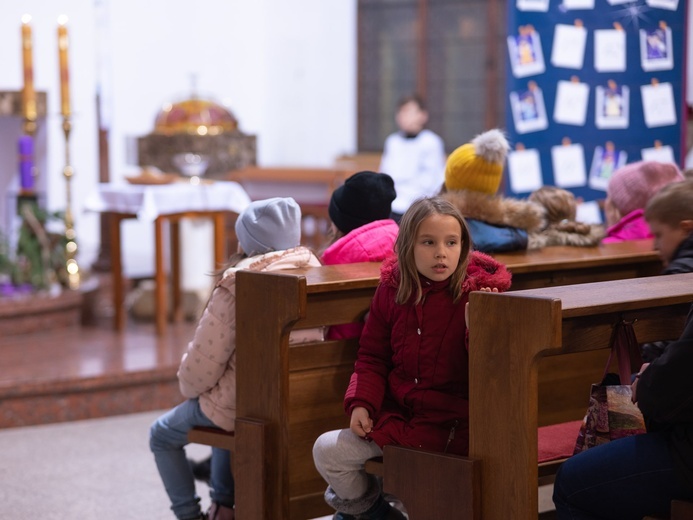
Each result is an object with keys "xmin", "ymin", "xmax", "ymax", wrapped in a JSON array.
[{"xmin": 313, "ymin": 197, "xmax": 512, "ymax": 520}]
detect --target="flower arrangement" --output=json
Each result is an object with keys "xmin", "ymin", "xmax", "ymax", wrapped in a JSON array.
[{"xmin": 0, "ymin": 203, "xmax": 68, "ymax": 297}]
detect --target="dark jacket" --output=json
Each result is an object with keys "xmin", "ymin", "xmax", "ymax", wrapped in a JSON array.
[
  {"xmin": 637, "ymin": 305, "xmax": 693, "ymax": 490},
  {"xmin": 641, "ymin": 234, "xmax": 693, "ymax": 362},
  {"xmin": 663, "ymin": 233, "xmax": 693, "ymax": 275},
  {"xmin": 344, "ymin": 252, "xmax": 512, "ymax": 456}
]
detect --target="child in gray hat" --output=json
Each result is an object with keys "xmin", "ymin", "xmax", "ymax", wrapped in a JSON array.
[{"xmin": 150, "ymin": 197, "xmax": 321, "ymax": 520}]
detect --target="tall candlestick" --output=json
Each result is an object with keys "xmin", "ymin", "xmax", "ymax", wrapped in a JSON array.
[
  {"xmin": 58, "ymin": 15, "xmax": 71, "ymax": 118},
  {"xmin": 21, "ymin": 14, "xmax": 37, "ymax": 124}
]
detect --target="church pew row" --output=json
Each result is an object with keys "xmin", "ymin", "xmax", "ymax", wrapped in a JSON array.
[{"xmin": 188, "ymin": 240, "xmax": 664, "ymax": 519}]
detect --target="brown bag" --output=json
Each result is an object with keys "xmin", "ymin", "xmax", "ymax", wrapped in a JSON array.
[{"xmin": 573, "ymin": 319, "xmax": 647, "ymax": 455}]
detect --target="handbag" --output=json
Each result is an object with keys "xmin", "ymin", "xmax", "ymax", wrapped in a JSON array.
[{"xmin": 573, "ymin": 319, "xmax": 647, "ymax": 454}]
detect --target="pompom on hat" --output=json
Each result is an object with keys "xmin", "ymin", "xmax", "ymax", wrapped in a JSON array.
[
  {"xmin": 607, "ymin": 160, "xmax": 684, "ymax": 217},
  {"xmin": 329, "ymin": 171, "xmax": 397, "ymax": 234},
  {"xmin": 444, "ymin": 129, "xmax": 510, "ymax": 195},
  {"xmin": 235, "ymin": 197, "xmax": 302, "ymax": 256}
]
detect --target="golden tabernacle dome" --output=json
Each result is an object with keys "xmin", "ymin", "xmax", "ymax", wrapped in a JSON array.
[{"xmin": 153, "ymin": 97, "xmax": 238, "ymax": 136}]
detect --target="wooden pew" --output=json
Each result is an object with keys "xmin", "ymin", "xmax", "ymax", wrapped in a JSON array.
[
  {"xmin": 467, "ymin": 273, "xmax": 693, "ymax": 520},
  {"xmin": 188, "ymin": 240, "xmax": 664, "ymax": 519},
  {"xmin": 492, "ymin": 238, "xmax": 661, "ymax": 291}
]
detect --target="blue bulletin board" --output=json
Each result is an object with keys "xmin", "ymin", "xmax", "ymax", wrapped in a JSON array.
[{"xmin": 504, "ymin": 0, "xmax": 687, "ymax": 219}]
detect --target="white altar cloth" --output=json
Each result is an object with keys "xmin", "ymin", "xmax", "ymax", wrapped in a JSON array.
[{"xmin": 84, "ymin": 181, "xmax": 251, "ymax": 221}]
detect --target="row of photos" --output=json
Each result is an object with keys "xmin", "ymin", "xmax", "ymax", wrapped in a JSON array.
[{"xmin": 506, "ymin": 0, "xmax": 680, "ymax": 208}]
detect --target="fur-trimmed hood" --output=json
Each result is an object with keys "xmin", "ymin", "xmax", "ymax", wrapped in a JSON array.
[
  {"xmin": 528, "ymin": 224, "xmax": 606, "ymax": 249},
  {"xmin": 379, "ymin": 251, "xmax": 512, "ymax": 292},
  {"xmin": 441, "ymin": 189, "xmax": 546, "ymax": 233}
]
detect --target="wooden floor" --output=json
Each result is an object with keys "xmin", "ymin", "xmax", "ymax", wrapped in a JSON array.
[{"xmin": 0, "ymin": 277, "xmax": 200, "ymax": 429}]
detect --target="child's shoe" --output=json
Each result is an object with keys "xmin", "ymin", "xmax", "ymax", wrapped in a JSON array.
[{"xmin": 207, "ymin": 501, "xmax": 235, "ymax": 520}]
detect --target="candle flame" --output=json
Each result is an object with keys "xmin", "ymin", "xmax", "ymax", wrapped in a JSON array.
[
  {"xmin": 21, "ymin": 14, "xmax": 32, "ymax": 24},
  {"xmin": 58, "ymin": 14, "xmax": 69, "ymax": 25}
]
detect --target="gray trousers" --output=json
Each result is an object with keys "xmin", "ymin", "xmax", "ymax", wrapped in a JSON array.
[{"xmin": 313, "ymin": 428, "xmax": 384, "ymax": 515}]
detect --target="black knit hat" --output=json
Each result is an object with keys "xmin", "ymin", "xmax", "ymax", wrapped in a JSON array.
[{"xmin": 329, "ymin": 171, "xmax": 397, "ymax": 235}]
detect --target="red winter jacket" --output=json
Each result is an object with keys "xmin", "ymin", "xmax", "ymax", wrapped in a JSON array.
[{"xmin": 344, "ymin": 251, "xmax": 511, "ymax": 456}]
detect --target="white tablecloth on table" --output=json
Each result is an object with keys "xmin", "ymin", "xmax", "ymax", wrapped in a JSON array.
[{"xmin": 84, "ymin": 181, "xmax": 252, "ymax": 221}]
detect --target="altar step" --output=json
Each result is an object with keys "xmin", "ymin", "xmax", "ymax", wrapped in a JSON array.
[{"xmin": 0, "ymin": 273, "xmax": 196, "ymax": 429}]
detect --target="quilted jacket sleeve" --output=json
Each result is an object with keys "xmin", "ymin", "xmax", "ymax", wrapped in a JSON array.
[{"xmin": 177, "ymin": 274, "xmax": 237, "ymax": 398}]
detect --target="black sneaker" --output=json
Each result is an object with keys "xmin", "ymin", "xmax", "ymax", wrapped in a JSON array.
[{"xmin": 188, "ymin": 455, "xmax": 212, "ymax": 484}]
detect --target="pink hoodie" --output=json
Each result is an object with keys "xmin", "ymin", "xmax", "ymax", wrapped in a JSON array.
[
  {"xmin": 321, "ymin": 219, "xmax": 399, "ymax": 339},
  {"xmin": 602, "ymin": 209, "xmax": 652, "ymax": 243}
]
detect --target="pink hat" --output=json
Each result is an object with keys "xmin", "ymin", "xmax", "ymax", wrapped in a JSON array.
[{"xmin": 607, "ymin": 161, "xmax": 684, "ymax": 217}]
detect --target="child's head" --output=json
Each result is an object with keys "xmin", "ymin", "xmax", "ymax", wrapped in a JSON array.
[
  {"xmin": 328, "ymin": 171, "xmax": 397, "ymax": 236},
  {"xmin": 395, "ymin": 197, "xmax": 472, "ymax": 304},
  {"xmin": 395, "ymin": 94, "xmax": 429, "ymax": 135},
  {"xmin": 529, "ymin": 186, "xmax": 577, "ymax": 224},
  {"xmin": 644, "ymin": 179, "xmax": 693, "ymax": 264},
  {"xmin": 605, "ymin": 160, "xmax": 684, "ymax": 226},
  {"xmin": 235, "ymin": 197, "xmax": 301, "ymax": 256},
  {"xmin": 444, "ymin": 128, "xmax": 510, "ymax": 195}
]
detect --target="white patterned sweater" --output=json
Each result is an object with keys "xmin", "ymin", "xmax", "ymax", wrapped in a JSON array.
[{"xmin": 177, "ymin": 246, "xmax": 322, "ymax": 431}]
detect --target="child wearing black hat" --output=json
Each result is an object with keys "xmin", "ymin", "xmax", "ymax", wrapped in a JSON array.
[{"xmin": 322, "ymin": 170, "xmax": 399, "ymax": 339}]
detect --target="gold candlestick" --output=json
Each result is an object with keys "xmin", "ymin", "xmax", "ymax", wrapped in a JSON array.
[
  {"xmin": 58, "ymin": 15, "xmax": 79, "ymax": 290},
  {"xmin": 62, "ymin": 117, "xmax": 80, "ymax": 290}
]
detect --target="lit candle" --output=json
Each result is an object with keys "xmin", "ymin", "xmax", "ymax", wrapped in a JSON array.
[
  {"xmin": 21, "ymin": 14, "xmax": 36, "ymax": 121},
  {"xmin": 58, "ymin": 15, "xmax": 71, "ymax": 117}
]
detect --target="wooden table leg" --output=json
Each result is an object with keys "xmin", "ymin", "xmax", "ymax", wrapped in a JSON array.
[
  {"xmin": 109, "ymin": 213, "xmax": 125, "ymax": 331},
  {"xmin": 170, "ymin": 217, "xmax": 182, "ymax": 323},
  {"xmin": 154, "ymin": 216, "xmax": 167, "ymax": 336},
  {"xmin": 213, "ymin": 212, "xmax": 227, "ymax": 270}
]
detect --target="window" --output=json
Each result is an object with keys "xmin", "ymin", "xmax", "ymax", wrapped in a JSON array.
[{"xmin": 358, "ymin": 0, "xmax": 506, "ymax": 152}]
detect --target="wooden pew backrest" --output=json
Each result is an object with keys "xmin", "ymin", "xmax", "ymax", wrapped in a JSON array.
[{"xmin": 468, "ymin": 273, "xmax": 693, "ymax": 520}]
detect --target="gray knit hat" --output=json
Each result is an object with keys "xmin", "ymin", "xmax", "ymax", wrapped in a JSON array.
[{"xmin": 235, "ymin": 197, "xmax": 302, "ymax": 256}]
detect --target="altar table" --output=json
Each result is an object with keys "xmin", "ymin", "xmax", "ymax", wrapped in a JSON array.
[{"xmin": 85, "ymin": 181, "xmax": 251, "ymax": 335}]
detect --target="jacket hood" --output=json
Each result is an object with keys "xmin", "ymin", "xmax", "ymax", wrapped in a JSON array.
[
  {"xmin": 380, "ymin": 251, "xmax": 512, "ymax": 292},
  {"xmin": 441, "ymin": 190, "xmax": 546, "ymax": 232},
  {"xmin": 528, "ymin": 224, "xmax": 606, "ymax": 249}
]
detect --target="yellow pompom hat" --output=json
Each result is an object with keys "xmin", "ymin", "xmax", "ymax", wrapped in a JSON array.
[{"xmin": 444, "ymin": 129, "xmax": 510, "ymax": 195}]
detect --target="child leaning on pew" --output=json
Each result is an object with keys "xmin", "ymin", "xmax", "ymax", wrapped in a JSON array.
[
  {"xmin": 149, "ymin": 197, "xmax": 321, "ymax": 520},
  {"xmin": 312, "ymin": 197, "xmax": 511, "ymax": 520},
  {"xmin": 639, "ymin": 179, "xmax": 693, "ymax": 363},
  {"xmin": 321, "ymin": 170, "xmax": 399, "ymax": 339}
]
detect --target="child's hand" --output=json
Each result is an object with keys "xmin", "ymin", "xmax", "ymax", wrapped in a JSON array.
[
  {"xmin": 631, "ymin": 363, "xmax": 650, "ymax": 404},
  {"xmin": 350, "ymin": 406, "xmax": 373, "ymax": 438},
  {"xmin": 465, "ymin": 287, "xmax": 499, "ymax": 324}
]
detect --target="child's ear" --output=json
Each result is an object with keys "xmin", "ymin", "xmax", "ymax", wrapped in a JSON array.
[{"xmin": 681, "ymin": 220, "xmax": 693, "ymax": 233}]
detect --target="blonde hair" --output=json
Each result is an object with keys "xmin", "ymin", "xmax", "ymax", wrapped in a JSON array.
[
  {"xmin": 394, "ymin": 197, "xmax": 472, "ymax": 305},
  {"xmin": 645, "ymin": 179, "xmax": 693, "ymax": 227}
]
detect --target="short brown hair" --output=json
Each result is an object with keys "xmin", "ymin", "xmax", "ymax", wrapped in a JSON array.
[
  {"xmin": 645, "ymin": 179, "xmax": 693, "ymax": 227},
  {"xmin": 529, "ymin": 186, "xmax": 577, "ymax": 224},
  {"xmin": 394, "ymin": 197, "xmax": 471, "ymax": 304},
  {"xmin": 397, "ymin": 94, "xmax": 426, "ymax": 112}
]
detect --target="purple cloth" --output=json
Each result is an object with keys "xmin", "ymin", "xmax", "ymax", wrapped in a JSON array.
[{"xmin": 18, "ymin": 135, "xmax": 34, "ymax": 191}]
